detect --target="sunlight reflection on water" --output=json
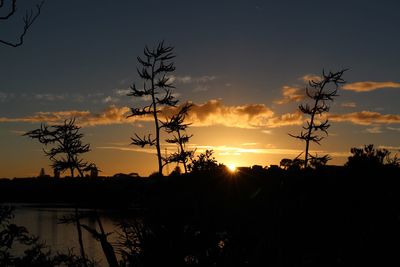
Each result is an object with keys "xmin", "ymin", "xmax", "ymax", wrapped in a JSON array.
[{"xmin": 10, "ymin": 204, "xmax": 122, "ymax": 267}]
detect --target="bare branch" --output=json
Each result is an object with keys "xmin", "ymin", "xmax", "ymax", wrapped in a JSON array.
[{"xmin": 0, "ymin": 1, "xmax": 44, "ymax": 47}]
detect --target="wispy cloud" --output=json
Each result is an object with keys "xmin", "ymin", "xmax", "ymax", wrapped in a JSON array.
[
  {"xmin": 192, "ymin": 85, "xmax": 209, "ymax": 92},
  {"xmin": 35, "ymin": 94, "xmax": 65, "ymax": 101},
  {"xmin": 0, "ymin": 92, "xmax": 15, "ymax": 102},
  {"xmin": 0, "ymin": 105, "xmax": 133, "ymax": 126},
  {"xmin": 365, "ymin": 126, "xmax": 383, "ymax": 134},
  {"xmin": 97, "ymin": 146, "xmax": 157, "ymax": 154},
  {"xmin": 9, "ymin": 130, "xmax": 27, "ymax": 135},
  {"xmin": 329, "ymin": 111, "xmax": 400, "ymax": 125},
  {"xmin": 115, "ymin": 88, "xmax": 131, "ymax": 96},
  {"xmin": 378, "ymin": 145, "xmax": 400, "ymax": 151},
  {"xmin": 168, "ymin": 75, "xmax": 216, "ymax": 84},
  {"xmin": 343, "ymin": 81, "xmax": 400, "ymax": 92},
  {"xmin": 102, "ymin": 96, "xmax": 120, "ymax": 103},
  {"xmin": 240, "ymin": 142, "xmax": 258, "ymax": 146},
  {"xmin": 301, "ymin": 74, "xmax": 321, "ymax": 83},
  {"xmin": 341, "ymin": 102, "xmax": 357, "ymax": 108},
  {"xmin": 274, "ymin": 86, "xmax": 305, "ymax": 105}
]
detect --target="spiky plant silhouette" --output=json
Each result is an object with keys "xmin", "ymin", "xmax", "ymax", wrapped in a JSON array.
[
  {"xmin": 289, "ymin": 69, "xmax": 347, "ymax": 168},
  {"xmin": 161, "ymin": 102, "xmax": 194, "ymax": 174},
  {"xmin": 24, "ymin": 118, "xmax": 91, "ymax": 177},
  {"xmin": 127, "ymin": 41, "xmax": 178, "ymax": 175}
]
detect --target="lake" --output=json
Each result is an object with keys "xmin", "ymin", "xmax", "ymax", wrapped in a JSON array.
[{"xmin": 8, "ymin": 203, "xmax": 130, "ymax": 266}]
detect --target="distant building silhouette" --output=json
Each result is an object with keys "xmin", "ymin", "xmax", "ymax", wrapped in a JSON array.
[
  {"xmin": 53, "ymin": 167, "xmax": 60, "ymax": 179},
  {"xmin": 39, "ymin": 168, "xmax": 46, "ymax": 178}
]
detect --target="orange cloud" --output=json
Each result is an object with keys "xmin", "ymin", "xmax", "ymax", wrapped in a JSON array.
[
  {"xmin": 266, "ymin": 111, "xmax": 304, "ymax": 128},
  {"xmin": 185, "ymin": 99, "xmax": 275, "ymax": 128},
  {"xmin": 0, "ymin": 106, "xmax": 133, "ymax": 126},
  {"xmin": 343, "ymin": 81, "xmax": 400, "ymax": 92},
  {"xmin": 0, "ymin": 100, "xmax": 304, "ymax": 129},
  {"xmin": 301, "ymin": 74, "xmax": 321, "ymax": 83},
  {"xmin": 274, "ymin": 86, "xmax": 305, "ymax": 104},
  {"xmin": 329, "ymin": 111, "xmax": 400, "ymax": 125},
  {"xmin": 7, "ymin": 102, "xmax": 397, "ymax": 129}
]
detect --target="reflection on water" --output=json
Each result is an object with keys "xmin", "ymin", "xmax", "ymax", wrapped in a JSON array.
[{"xmin": 10, "ymin": 204, "xmax": 121, "ymax": 266}]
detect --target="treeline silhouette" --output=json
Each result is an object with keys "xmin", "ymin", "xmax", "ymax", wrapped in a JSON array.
[{"xmin": 1, "ymin": 146, "xmax": 400, "ymax": 266}]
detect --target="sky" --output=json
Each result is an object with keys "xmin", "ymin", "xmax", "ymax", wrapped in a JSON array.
[{"xmin": 0, "ymin": 0, "xmax": 399, "ymax": 177}]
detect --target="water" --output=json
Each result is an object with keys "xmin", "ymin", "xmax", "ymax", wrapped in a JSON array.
[{"xmin": 8, "ymin": 203, "xmax": 124, "ymax": 266}]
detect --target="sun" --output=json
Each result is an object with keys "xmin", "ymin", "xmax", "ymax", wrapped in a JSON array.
[{"xmin": 227, "ymin": 163, "xmax": 237, "ymax": 172}]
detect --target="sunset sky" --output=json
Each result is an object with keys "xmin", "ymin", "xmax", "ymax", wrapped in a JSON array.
[{"xmin": 0, "ymin": 0, "xmax": 399, "ymax": 177}]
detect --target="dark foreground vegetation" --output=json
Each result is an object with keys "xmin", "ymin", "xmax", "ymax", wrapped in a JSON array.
[{"xmin": 2, "ymin": 158, "xmax": 400, "ymax": 266}]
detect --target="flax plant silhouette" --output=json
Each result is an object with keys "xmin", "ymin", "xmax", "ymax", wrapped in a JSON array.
[
  {"xmin": 161, "ymin": 102, "xmax": 194, "ymax": 174},
  {"xmin": 289, "ymin": 69, "xmax": 347, "ymax": 168},
  {"xmin": 127, "ymin": 41, "xmax": 178, "ymax": 175},
  {"xmin": 24, "ymin": 118, "xmax": 91, "ymax": 178}
]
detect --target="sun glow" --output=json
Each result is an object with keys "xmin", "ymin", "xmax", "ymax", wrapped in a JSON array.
[{"xmin": 227, "ymin": 163, "xmax": 237, "ymax": 172}]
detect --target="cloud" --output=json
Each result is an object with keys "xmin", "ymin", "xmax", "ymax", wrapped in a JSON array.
[
  {"xmin": 266, "ymin": 111, "xmax": 304, "ymax": 128},
  {"xmin": 301, "ymin": 74, "xmax": 321, "ymax": 83},
  {"xmin": 0, "ymin": 106, "xmax": 133, "ymax": 126},
  {"xmin": 240, "ymin": 142, "xmax": 258, "ymax": 146},
  {"xmin": 8, "ymin": 100, "xmax": 398, "ymax": 130},
  {"xmin": 274, "ymin": 86, "xmax": 305, "ymax": 104},
  {"xmin": 102, "ymin": 96, "xmax": 120, "ymax": 103},
  {"xmin": 365, "ymin": 126, "xmax": 383, "ymax": 134},
  {"xmin": 10, "ymin": 130, "xmax": 27, "ymax": 135},
  {"xmin": 0, "ymin": 99, "xmax": 306, "ymax": 129},
  {"xmin": 97, "ymin": 146, "xmax": 156, "ymax": 154},
  {"xmin": 35, "ymin": 94, "xmax": 65, "ymax": 101},
  {"xmin": 378, "ymin": 145, "xmax": 400, "ymax": 151},
  {"xmin": 343, "ymin": 81, "xmax": 400, "ymax": 92},
  {"xmin": 0, "ymin": 92, "xmax": 15, "ymax": 102},
  {"xmin": 341, "ymin": 102, "xmax": 357, "ymax": 108},
  {"xmin": 192, "ymin": 145, "xmax": 304, "ymax": 156},
  {"xmin": 168, "ymin": 75, "xmax": 216, "ymax": 84},
  {"xmin": 115, "ymin": 88, "xmax": 131, "ymax": 96},
  {"xmin": 329, "ymin": 111, "xmax": 400, "ymax": 125},
  {"xmin": 185, "ymin": 99, "xmax": 275, "ymax": 128},
  {"xmin": 197, "ymin": 76, "xmax": 216, "ymax": 83},
  {"xmin": 387, "ymin": 127, "xmax": 400, "ymax": 132},
  {"xmin": 5, "ymin": 101, "xmax": 396, "ymax": 131},
  {"xmin": 192, "ymin": 86, "xmax": 209, "ymax": 92}
]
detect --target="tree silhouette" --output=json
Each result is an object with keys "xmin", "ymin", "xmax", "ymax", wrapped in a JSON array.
[
  {"xmin": 24, "ymin": 118, "xmax": 91, "ymax": 178},
  {"xmin": 279, "ymin": 157, "xmax": 304, "ymax": 171},
  {"xmin": 346, "ymin": 144, "xmax": 399, "ymax": 168},
  {"xmin": 161, "ymin": 102, "xmax": 194, "ymax": 174},
  {"xmin": 289, "ymin": 69, "xmax": 347, "ymax": 168},
  {"xmin": 188, "ymin": 150, "xmax": 219, "ymax": 173},
  {"xmin": 127, "ymin": 41, "xmax": 178, "ymax": 175},
  {"xmin": 0, "ymin": 0, "xmax": 44, "ymax": 47}
]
